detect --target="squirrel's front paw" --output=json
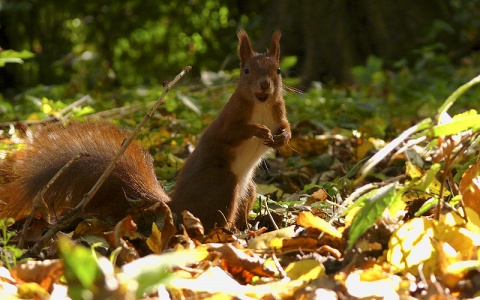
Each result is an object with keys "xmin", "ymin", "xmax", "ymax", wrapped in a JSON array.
[
  {"xmin": 265, "ymin": 128, "xmax": 291, "ymax": 148},
  {"xmin": 253, "ymin": 125, "xmax": 274, "ymax": 143}
]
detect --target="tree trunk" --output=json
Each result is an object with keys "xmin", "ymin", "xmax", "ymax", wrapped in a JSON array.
[{"xmin": 265, "ymin": 0, "xmax": 458, "ymax": 87}]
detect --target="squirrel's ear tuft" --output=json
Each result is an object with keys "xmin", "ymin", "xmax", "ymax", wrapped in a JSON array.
[
  {"xmin": 268, "ymin": 30, "xmax": 281, "ymax": 62},
  {"xmin": 238, "ymin": 29, "xmax": 254, "ymax": 65}
]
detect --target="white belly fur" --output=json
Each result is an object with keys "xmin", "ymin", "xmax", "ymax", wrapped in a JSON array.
[{"xmin": 230, "ymin": 103, "xmax": 277, "ymax": 199}]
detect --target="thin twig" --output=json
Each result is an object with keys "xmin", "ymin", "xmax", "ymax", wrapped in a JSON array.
[
  {"xmin": 263, "ymin": 197, "xmax": 279, "ymax": 230},
  {"xmin": 0, "ymin": 95, "xmax": 91, "ymax": 128},
  {"xmin": 85, "ymin": 101, "xmax": 153, "ymax": 120},
  {"xmin": 58, "ymin": 95, "xmax": 92, "ymax": 116},
  {"xmin": 27, "ymin": 66, "xmax": 192, "ymax": 256}
]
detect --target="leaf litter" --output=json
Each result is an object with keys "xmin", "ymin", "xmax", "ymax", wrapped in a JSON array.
[{"xmin": 2, "ymin": 75, "xmax": 480, "ymax": 299}]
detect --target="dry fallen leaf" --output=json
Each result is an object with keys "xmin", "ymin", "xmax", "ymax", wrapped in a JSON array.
[
  {"xmin": 345, "ymin": 268, "xmax": 403, "ymax": 298},
  {"xmin": 284, "ymin": 259, "xmax": 325, "ymax": 281},
  {"xmin": 387, "ymin": 212, "xmax": 480, "ymax": 279},
  {"xmin": 146, "ymin": 222, "xmax": 163, "ymax": 254},
  {"xmin": 10, "ymin": 259, "xmax": 63, "ymax": 293},
  {"xmin": 72, "ymin": 218, "xmax": 113, "ymax": 239},
  {"xmin": 209, "ymin": 243, "xmax": 277, "ymax": 279},
  {"xmin": 296, "ymin": 211, "xmax": 342, "ymax": 238},
  {"xmin": 203, "ymin": 227, "xmax": 237, "ymax": 244},
  {"xmin": 275, "ymin": 237, "xmax": 319, "ymax": 253},
  {"xmin": 144, "ymin": 201, "xmax": 177, "ymax": 251},
  {"xmin": 248, "ymin": 226, "xmax": 296, "ymax": 250},
  {"xmin": 460, "ymin": 162, "xmax": 480, "ymax": 216},
  {"xmin": 104, "ymin": 215, "xmax": 140, "ymax": 265},
  {"xmin": 181, "ymin": 210, "xmax": 204, "ymax": 240}
]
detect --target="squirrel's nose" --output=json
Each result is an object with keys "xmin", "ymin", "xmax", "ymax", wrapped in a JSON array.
[{"xmin": 260, "ymin": 80, "xmax": 270, "ymax": 90}]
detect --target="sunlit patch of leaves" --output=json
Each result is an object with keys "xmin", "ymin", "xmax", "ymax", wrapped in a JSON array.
[{"xmin": 3, "ymin": 63, "xmax": 480, "ymax": 298}]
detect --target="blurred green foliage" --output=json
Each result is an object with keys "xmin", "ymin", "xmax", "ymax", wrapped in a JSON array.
[{"xmin": 1, "ymin": 0, "xmax": 267, "ymax": 94}]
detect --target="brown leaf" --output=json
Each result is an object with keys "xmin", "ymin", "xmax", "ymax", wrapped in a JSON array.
[
  {"xmin": 281, "ymin": 237, "xmax": 319, "ymax": 252},
  {"xmin": 72, "ymin": 218, "xmax": 113, "ymax": 239},
  {"xmin": 204, "ymin": 227, "xmax": 237, "ymax": 244},
  {"xmin": 18, "ymin": 217, "xmax": 50, "ymax": 244},
  {"xmin": 103, "ymin": 216, "xmax": 140, "ymax": 265},
  {"xmin": 246, "ymin": 227, "xmax": 268, "ymax": 238},
  {"xmin": 209, "ymin": 243, "xmax": 277, "ymax": 279},
  {"xmin": 318, "ymin": 245, "xmax": 342, "ymax": 259},
  {"xmin": 10, "ymin": 259, "xmax": 63, "ymax": 293},
  {"xmin": 144, "ymin": 201, "xmax": 177, "ymax": 251},
  {"xmin": 305, "ymin": 189, "xmax": 329, "ymax": 214},
  {"xmin": 181, "ymin": 210, "xmax": 204, "ymax": 240}
]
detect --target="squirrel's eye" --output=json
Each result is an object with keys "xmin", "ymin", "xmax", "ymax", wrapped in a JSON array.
[
  {"xmin": 277, "ymin": 68, "xmax": 281, "ymax": 75},
  {"xmin": 243, "ymin": 66, "xmax": 250, "ymax": 75}
]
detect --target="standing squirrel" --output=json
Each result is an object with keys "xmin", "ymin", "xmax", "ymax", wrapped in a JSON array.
[
  {"xmin": 0, "ymin": 30, "xmax": 290, "ymax": 231},
  {"xmin": 170, "ymin": 30, "xmax": 290, "ymax": 230}
]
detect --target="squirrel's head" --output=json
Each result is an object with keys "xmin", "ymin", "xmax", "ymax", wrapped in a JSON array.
[{"xmin": 237, "ymin": 30, "xmax": 282, "ymax": 103}]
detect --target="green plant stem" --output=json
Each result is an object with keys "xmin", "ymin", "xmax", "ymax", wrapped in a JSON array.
[{"xmin": 438, "ymin": 73, "xmax": 480, "ymax": 117}]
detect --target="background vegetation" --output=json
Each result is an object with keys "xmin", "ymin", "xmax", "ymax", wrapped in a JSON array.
[
  {"xmin": 3, "ymin": 1, "xmax": 480, "ymax": 298},
  {"xmin": 1, "ymin": 0, "xmax": 480, "ymax": 124}
]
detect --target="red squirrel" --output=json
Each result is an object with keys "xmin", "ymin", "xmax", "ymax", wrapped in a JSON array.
[
  {"xmin": 0, "ymin": 30, "xmax": 290, "ymax": 231},
  {"xmin": 0, "ymin": 121, "xmax": 169, "ymax": 223},
  {"xmin": 170, "ymin": 30, "xmax": 290, "ymax": 230}
]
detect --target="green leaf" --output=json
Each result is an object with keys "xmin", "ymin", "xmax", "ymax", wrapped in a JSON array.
[
  {"xmin": 347, "ymin": 182, "xmax": 398, "ymax": 250},
  {"xmin": 341, "ymin": 186, "xmax": 379, "ymax": 216},
  {"xmin": 280, "ymin": 56, "xmax": 298, "ymax": 71},
  {"xmin": 433, "ymin": 110, "xmax": 480, "ymax": 137},
  {"xmin": 414, "ymin": 197, "xmax": 438, "ymax": 217},
  {"xmin": 301, "ymin": 183, "xmax": 323, "ymax": 194},
  {"xmin": 0, "ymin": 49, "xmax": 34, "ymax": 67},
  {"xmin": 58, "ymin": 238, "xmax": 103, "ymax": 299}
]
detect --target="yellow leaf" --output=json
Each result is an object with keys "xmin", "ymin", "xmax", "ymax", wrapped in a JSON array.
[
  {"xmin": 248, "ymin": 226, "xmax": 295, "ymax": 250},
  {"xmin": 345, "ymin": 269, "xmax": 402, "ymax": 299},
  {"xmin": 465, "ymin": 207, "xmax": 480, "ymax": 233},
  {"xmin": 355, "ymin": 138, "xmax": 374, "ymax": 161},
  {"xmin": 460, "ymin": 162, "xmax": 480, "ymax": 216},
  {"xmin": 387, "ymin": 217, "xmax": 436, "ymax": 276},
  {"xmin": 42, "ymin": 103, "xmax": 53, "ymax": 114},
  {"xmin": 387, "ymin": 215, "xmax": 480, "ymax": 277},
  {"xmin": 406, "ymin": 162, "xmax": 450, "ymax": 197},
  {"xmin": 284, "ymin": 259, "xmax": 325, "ymax": 282},
  {"xmin": 438, "ymin": 241, "xmax": 470, "ymax": 288},
  {"xmin": 296, "ymin": 212, "xmax": 342, "ymax": 238},
  {"xmin": 17, "ymin": 282, "xmax": 50, "ymax": 299},
  {"xmin": 146, "ymin": 223, "xmax": 163, "ymax": 254},
  {"xmin": 405, "ymin": 161, "xmax": 423, "ymax": 179},
  {"xmin": 344, "ymin": 207, "xmax": 361, "ymax": 228},
  {"xmin": 269, "ymin": 238, "xmax": 283, "ymax": 251}
]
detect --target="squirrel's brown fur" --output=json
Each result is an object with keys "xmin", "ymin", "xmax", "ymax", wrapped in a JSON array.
[{"xmin": 0, "ymin": 121, "xmax": 169, "ymax": 223}]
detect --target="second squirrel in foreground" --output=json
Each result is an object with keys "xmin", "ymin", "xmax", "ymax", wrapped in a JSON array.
[
  {"xmin": 170, "ymin": 30, "xmax": 290, "ymax": 229},
  {"xmin": 0, "ymin": 30, "xmax": 290, "ymax": 231}
]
